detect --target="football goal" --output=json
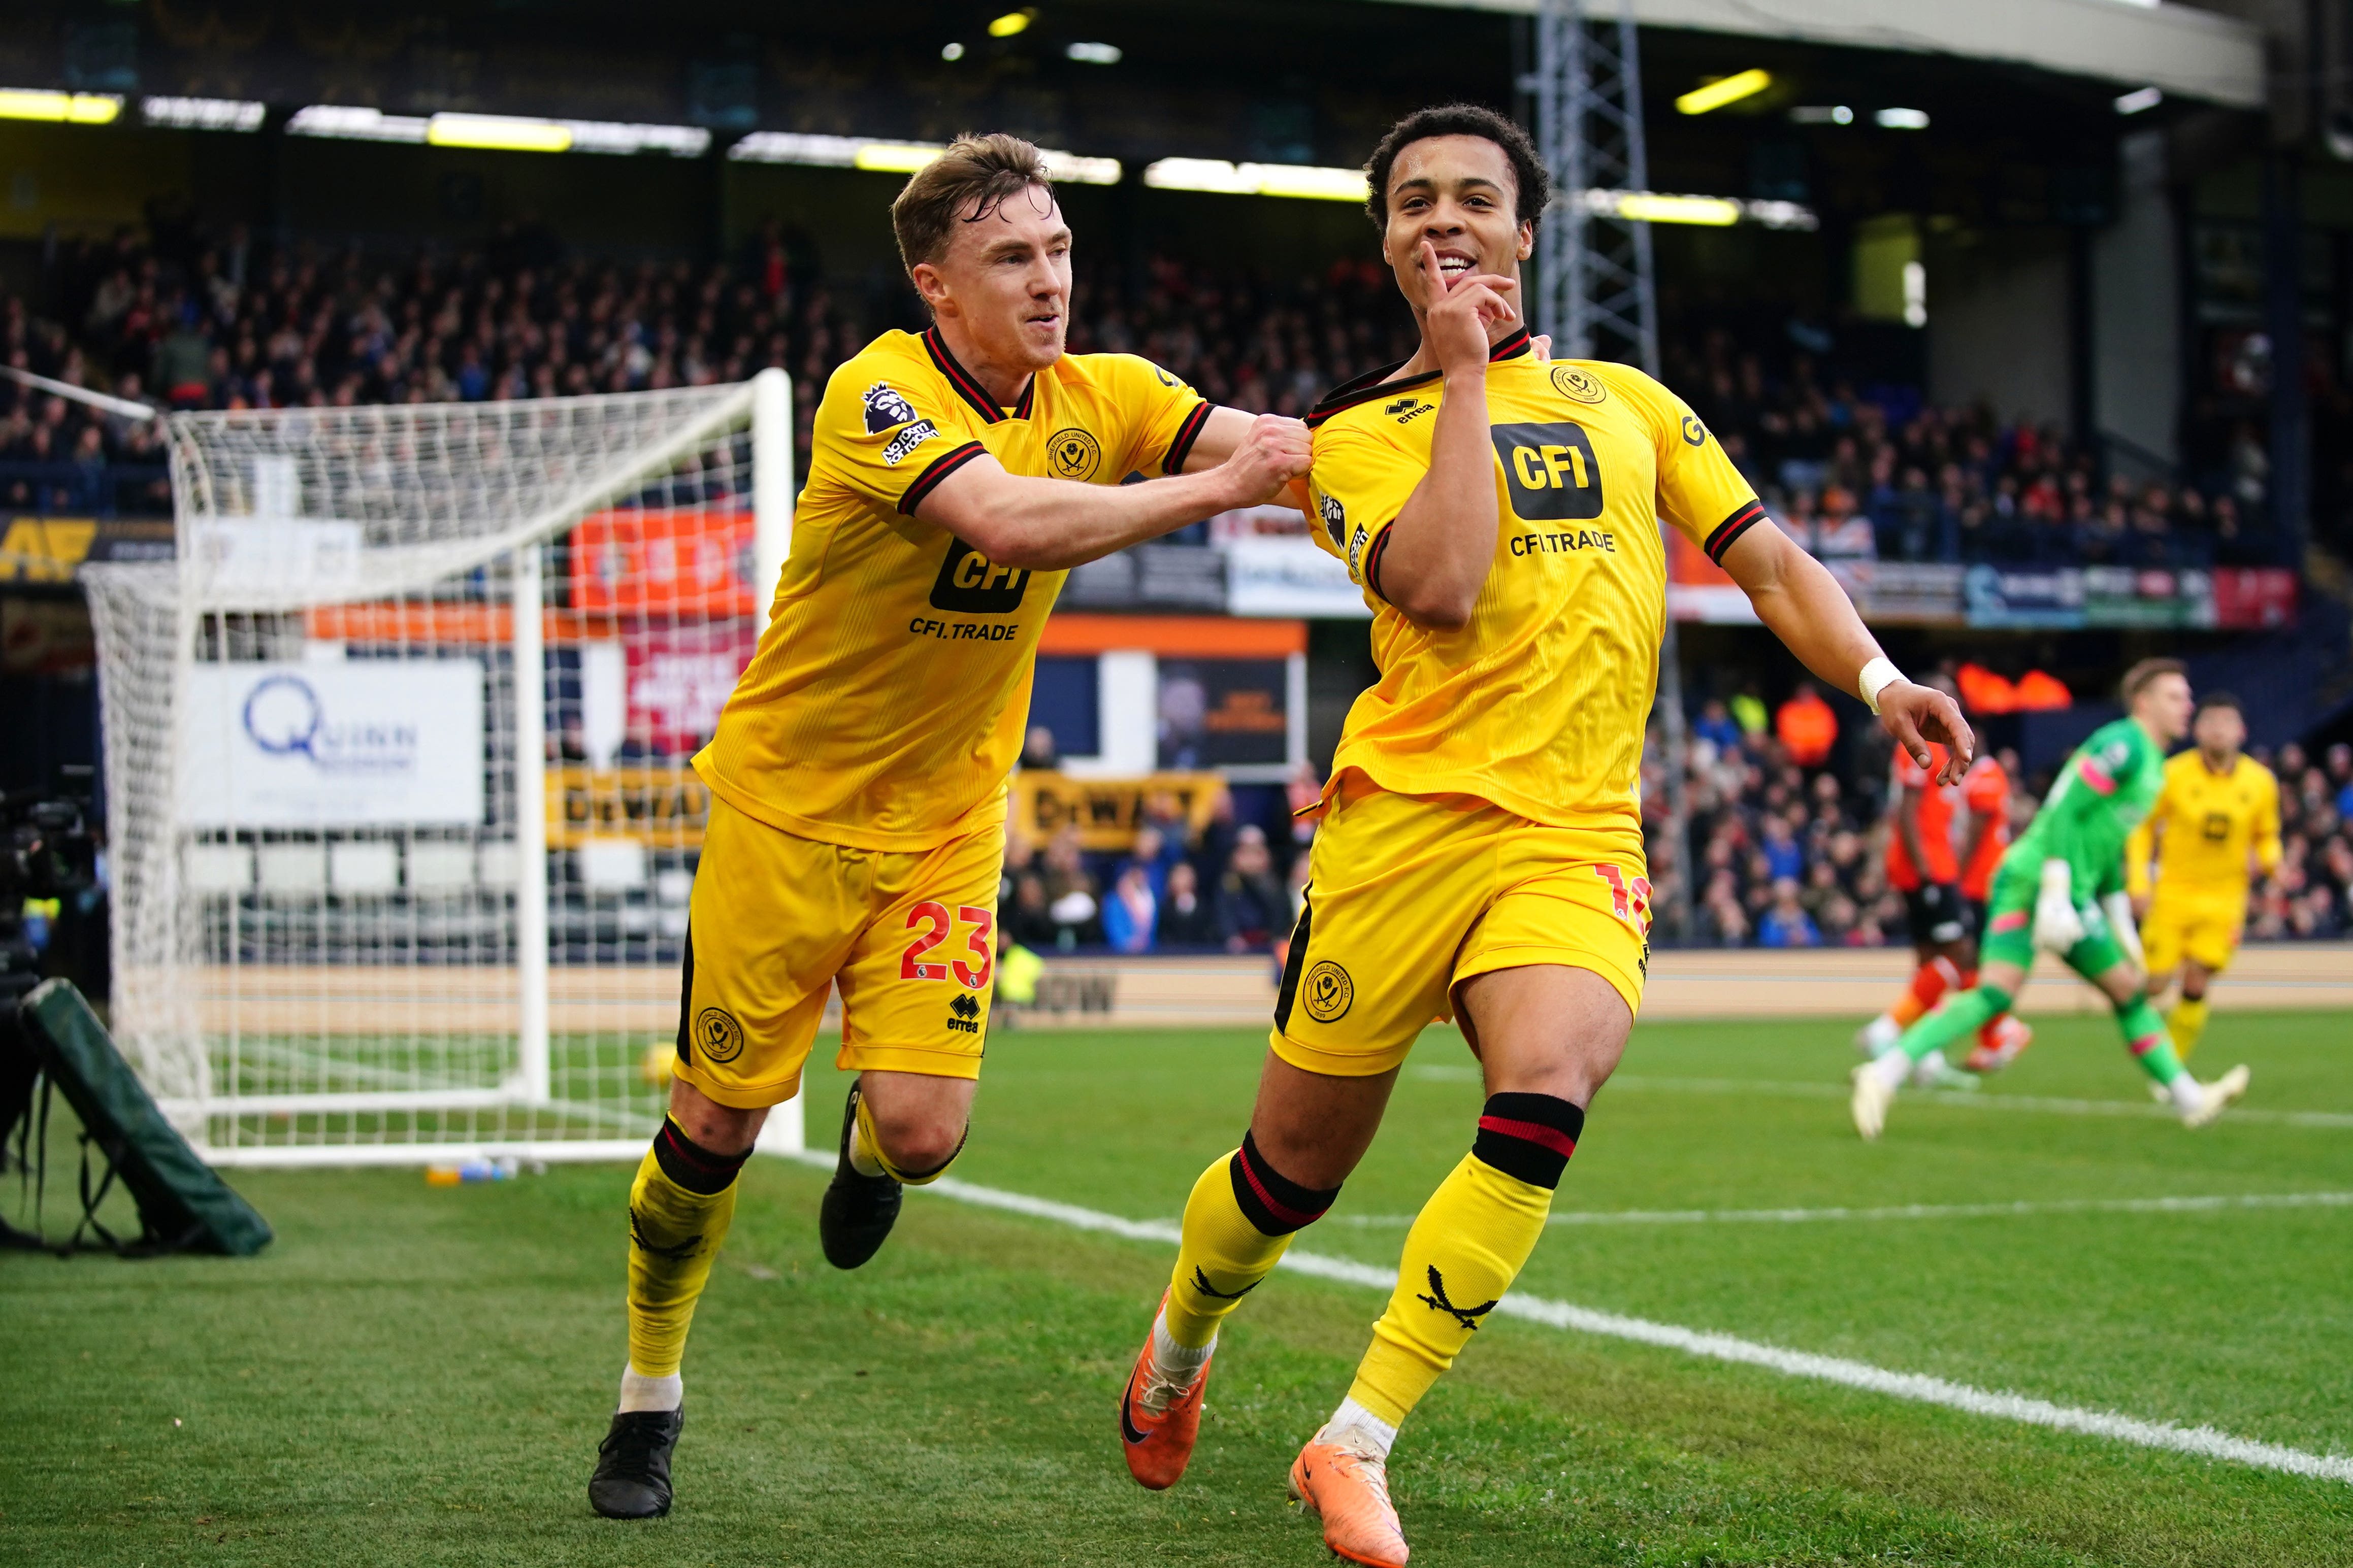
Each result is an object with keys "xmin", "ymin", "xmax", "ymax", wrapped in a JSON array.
[{"xmin": 82, "ymin": 371, "xmax": 803, "ymax": 1166}]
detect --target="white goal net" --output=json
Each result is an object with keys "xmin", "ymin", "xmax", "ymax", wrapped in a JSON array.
[{"xmin": 83, "ymin": 371, "xmax": 801, "ymax": 1166}]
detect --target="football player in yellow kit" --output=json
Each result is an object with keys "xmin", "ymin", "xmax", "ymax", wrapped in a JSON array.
[
  {"xmin": 1111, "ymin": 105, "xmax": 1971, "ymax": 1566},
  {"xmin": 587, "ymin": 132, "xmax": 1312, "ymax": 1519},
  {"xmin": 2128, "ymin": 691, "xmax": 2282, "ymax": 1061}
]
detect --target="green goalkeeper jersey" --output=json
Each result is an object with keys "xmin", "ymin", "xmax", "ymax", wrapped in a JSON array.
[{"xmin": 2000, "ymin": 717, "xmax": 2166, "ymax": 896}]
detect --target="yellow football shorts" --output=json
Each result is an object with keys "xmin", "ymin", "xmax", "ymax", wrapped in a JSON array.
[
  {"xmin": 2141, "ymin": 888, "xmax": 2245, "ymax": 976},
  {"xmin": 1270, "ymin": 776, "xmax": 1651, "ymax": 1078},
  {"xmin": 671, "ymin": 797, "xmax": 1001, "ymax": 1109}
]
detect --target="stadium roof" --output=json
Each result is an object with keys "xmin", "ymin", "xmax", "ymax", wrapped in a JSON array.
[{"xmin": 1371, "ymin": 0, "xmax": 2266, "ymax": 110}]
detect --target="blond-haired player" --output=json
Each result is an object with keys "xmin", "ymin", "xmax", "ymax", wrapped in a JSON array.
[
  {"xmin": 586, "ymin": 132, "xmax": 1312, "ymax": 1519},
  {"xmin": 1110, "ymin": 103, "xmax": 1971, "ymax": 1567},
  {"xmin": 2128, "ymin": 690, "xmax": 2282, "ymax": 1062}
]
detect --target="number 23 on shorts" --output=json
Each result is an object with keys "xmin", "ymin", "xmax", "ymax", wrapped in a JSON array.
[{"xmin": 900, "ymin": 902, "xmax": 995, "ymax": 988}]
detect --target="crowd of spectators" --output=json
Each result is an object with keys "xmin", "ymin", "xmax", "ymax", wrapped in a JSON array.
[
  {"xmin": 2246, "ymin": 740, "xmax": 2353, "ymax": 941},
  {"xmin": 999, "ymin": 752, "xmax": 1312, "ymax": 957},
  {"xmin": 2, "ymin": 224, "xmax": 1423, "ymax": 519},
  {"xmin": 8, "ymin": 223, "xmax": 2343, "ymax": 952},
  {"xmin": 1639, "ymin": 692, "xmax": 2353, "ymax": 950},
  {"xmin": 0, "ymin": 216, "xmax": 2300, "ymax": 576},
  {"xmin": 1671, "ymin": 329, "xmax": 2282, "ymax": 570}
]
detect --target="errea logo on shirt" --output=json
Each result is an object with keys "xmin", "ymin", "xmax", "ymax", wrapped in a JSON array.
[{"xmin": 1491, "ymin": 422, "xmax": 1605, "ymax": 522}]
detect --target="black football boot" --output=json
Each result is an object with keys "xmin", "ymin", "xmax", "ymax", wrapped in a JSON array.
[
  {"xmin": 589, "ymin": 1405, "xmax": 684, "ymax": 1519},
  {"xmin": 818, "ymin": 1079, "xmax": 902, "ymax": 1270}
]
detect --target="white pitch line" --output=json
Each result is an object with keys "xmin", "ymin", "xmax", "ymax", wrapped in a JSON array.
[
  {"xmin": 770, "ymin": 1150, "xmax": 2353, "ymax": 1487},
  {"xmin": 1324, "ymin": 1190, "xmax": 2353, "ymax": 1228},
  {"xmin": 1406, "ymin": 1065, "xmax": 2353, "ymax": 1129}
]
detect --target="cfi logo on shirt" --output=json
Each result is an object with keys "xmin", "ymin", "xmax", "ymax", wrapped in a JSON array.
[
  {"xmin": 1492, "ymin": 422, "xmax": 1606, "ymax": 522},
  {"xmin": 863, "ymin": 382, "xmax": 921, "ymax": 433},
  {"xmin": 929, "ymin": 539, "xmax": 1031, "ymax": 614},
  {"xmin": 1047, "ymin": 427, "xmax": 1103, "ymax": 481}
]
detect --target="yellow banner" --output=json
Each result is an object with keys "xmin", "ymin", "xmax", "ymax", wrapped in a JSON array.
[
  {"xmin": 547, "ymin": 766, "xmax": 713, "ymax": 850},
  {"xmin": 1012, "ymin": 771, "xmax": 1227, "ymax": 852},
  {"xmin": 0, "ymin": 517, "xmax": 96, "ymax": 582}
]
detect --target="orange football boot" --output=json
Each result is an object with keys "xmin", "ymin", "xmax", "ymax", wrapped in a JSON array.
[
  {"xmin": 1118, "ymin": 1294, "xmax": 1212, "ymax": 1490},
  {"xmin": 1289, "ymin": 1432, "xmax": 1409, "ymax": 1567},
  {"xmin": 1964, "ymin": 1015, "xmax": 2033, "ymax": 1075}
]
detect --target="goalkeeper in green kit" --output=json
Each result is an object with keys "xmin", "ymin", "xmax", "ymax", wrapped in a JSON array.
[{"xmin": 1851, "ymin": 658, "xmax": 2250, "ymax": 1139}]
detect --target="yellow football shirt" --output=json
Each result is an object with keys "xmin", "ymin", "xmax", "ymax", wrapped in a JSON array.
[
  {"xmin": 1303, "ymin": 330, "xmax": 1759, "ymax": 838},
  {"xmin": 695, "ymin": 327, "xmax": 1209, "ymax": 850},
  {"xmin": 2126, "ymin": 751, "xmax": 2281, "ymax": 909}
]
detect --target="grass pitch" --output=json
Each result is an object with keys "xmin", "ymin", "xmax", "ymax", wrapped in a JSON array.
[{"xmin": 5, "ymin": 1008, "xmax": 2351, "ymax": 1565}]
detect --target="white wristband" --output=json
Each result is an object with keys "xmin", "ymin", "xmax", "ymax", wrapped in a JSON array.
[{"xmin": 1857, "ymin": 656, "xmax": 1904, "ymax": 715}]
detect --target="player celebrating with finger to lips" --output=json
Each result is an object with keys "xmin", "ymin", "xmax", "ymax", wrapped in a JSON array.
[{"xmin": 1113, "ymin": 103, "xmax": 1973, "ymax": 1567}]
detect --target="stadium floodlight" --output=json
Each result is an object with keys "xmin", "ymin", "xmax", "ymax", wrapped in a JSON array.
[
  {"xmin": 1675, "ymin": 69, "xmax": 1771, "ymax": 116},
  {"xmin": 1143, "ymin": 158, "xmax": 1370, "ymax": 202},
  {"xmin": 288, "ymin": 105, "xmax": 430, "ymax": 143},
  {"xmin": 942, "ymin": 42, "xmax": 967, "ymax": 60},
  {"xmin": 0, "ymin": 88, "xmax": 122, "ymax": 124},
  {"xmin": 989, "ymin": 9, "xmax": 1034, "ymax": 37},
  {"xmin": 855, "ymin": 141, "xmax": 949, "ymax": 173},
  {"xmin": 730, "ymin": 131, "xmax": 1119, "ymax": 184},
  {"xmin": 1040, "ymin": 150, "xmax": 1123, "ymax": 185},
  {"xmin": 1066, "ymin": 42, "xmax": 1123, "ymax": 64},
  {"xmin": 288, "ymin": 106, "xmax": 708, "ymax": 157},
  {"xmin": 560, "ymin": 120, "xmax": 709, "ymax": 157},
  {"xmin": 2114, "ymin": 86, "xmax": 2164, "ymax": 115},
  {"xmin": 142, "ymin": 96, "xmax": 267, "ymax": 132},
  {"xmin": 1789, "ymin": 105, "xmax": 1854, "ymax": 125},
  {"xmin": 1875, "ymin": 108, "xmax": 1931, "ymax": 129},
  {"xmin": 428, "ymin": 113, "xmax": 573, "ymax": 153},
  {"xmin": 83, "ymin": 373, "xmax": 808, "ymax": 1169},
  {"xmin": 1597, "ymin": 191, "xmax": 1739, "ymax": 225},
  {"xmin": 1577, "ymin": 188, "xmax": 1817, "ymax": 230}
]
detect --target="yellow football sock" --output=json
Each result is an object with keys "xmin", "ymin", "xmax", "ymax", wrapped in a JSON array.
[
  {"xmin": 2168, "ymin": 996, "xmax": 2210, "ymax": 1061},
  {"xmin": 1346, "ymin": 1092, "xmax": 1583, "ymax": 1427},
  {"xmin": 625, "ymin": 1119, "xmax": 750, "ymax": 1379},
  {"xmin": 1162, "ymin": 1132, "xmax": 1337, "ymax": 1349}
]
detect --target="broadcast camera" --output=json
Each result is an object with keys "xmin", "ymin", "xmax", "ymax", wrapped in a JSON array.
[{"xmin": 1, "ymin": 766, "xmax": 100, "ymax": 1006}]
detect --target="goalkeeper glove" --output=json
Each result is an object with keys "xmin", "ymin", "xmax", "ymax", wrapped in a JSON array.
[
  {"xmin": 2102, "ymin": 890, "xmax": 2144, "ymax": 969},
  {"xmin": 2033, "ymin": 860, "xmax": 2084, "ymax": 953}
]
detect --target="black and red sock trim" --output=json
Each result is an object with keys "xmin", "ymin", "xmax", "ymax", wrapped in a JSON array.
[
  {"xmin": 652, "ymin": 1117, "xmax": 752, "ymax": 1195},
  {"xmin": 1471, "ymin": 1093, "xmax": 1584, "ymax": 1190},
  {"xmin": 1161, "ymin": 401, "xmax": 1213, "ymax": 474},
  {"xmin": 1703, "ymin": 498, "xmax": 1767, "ymax": 565},
  {"xmin": 1227, "ymin": 1129, "xmax": 1339, "ymax": 1236}
]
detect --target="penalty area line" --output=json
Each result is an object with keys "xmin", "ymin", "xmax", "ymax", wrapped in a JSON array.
[{"xmin": 772, "ymin": 1151, "xmax": 2353, "ymax": 1487}]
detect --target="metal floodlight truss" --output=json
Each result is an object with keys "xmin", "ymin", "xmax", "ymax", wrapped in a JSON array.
[{"xmin": 1533, "ymin": 0, "xmax": 1660, "ymax": 377}]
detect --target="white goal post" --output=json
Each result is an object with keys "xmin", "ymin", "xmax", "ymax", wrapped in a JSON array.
[{"xmin": 82, "ymin": 370, "xmax": 803, "ymax": 1167}]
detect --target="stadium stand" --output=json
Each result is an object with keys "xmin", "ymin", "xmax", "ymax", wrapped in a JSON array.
[
  {"xmin": 1, "ymin": 226, "xmax": 2292, "ymax": 576},
  {"xmin": 3, "ymin": 220, "xmax": 2346, "ymax": 958}
]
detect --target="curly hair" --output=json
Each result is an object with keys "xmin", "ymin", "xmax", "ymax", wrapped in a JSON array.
[{"xmin": 1363, "ymin": 104, "xmax": 1551, "ymax": 232}]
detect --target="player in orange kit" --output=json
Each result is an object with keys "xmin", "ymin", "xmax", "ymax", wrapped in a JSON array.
[
  {"xmin": 1855, "ymin": 677, "xmax": 2028, "ymax": 1081},
  {"xmin": 1953, "ymin": 746, "xmax": 2033, "ymax": 1072}
]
